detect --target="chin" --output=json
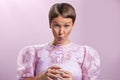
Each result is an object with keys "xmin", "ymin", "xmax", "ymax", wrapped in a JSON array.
[{"xmin": 57, "ymin": 41, "xmax": 65, "ymax": 45}]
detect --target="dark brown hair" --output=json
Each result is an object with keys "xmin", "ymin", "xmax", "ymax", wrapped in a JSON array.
[{"xmin": 49, "ymin": 3, "xmax": 76, "ymax": 25}]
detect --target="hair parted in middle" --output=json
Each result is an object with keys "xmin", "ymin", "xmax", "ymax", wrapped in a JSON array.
[{"xmin": 49, "ymin": 3, "xmax": 76, "ymax": 25}]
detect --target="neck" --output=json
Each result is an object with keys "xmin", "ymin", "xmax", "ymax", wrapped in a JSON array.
[{"xmin": 52, "ymin": 39, "xmax": 71, "ymax": 46}]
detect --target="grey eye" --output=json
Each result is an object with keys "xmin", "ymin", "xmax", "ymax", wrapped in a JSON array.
[
  {"xmin": 54, "ymin": 24, "xmax": 60, "ymax": 27},
  {"xmin": 64, "ymin": 25, "xmax": 70, "ymax": 28}
]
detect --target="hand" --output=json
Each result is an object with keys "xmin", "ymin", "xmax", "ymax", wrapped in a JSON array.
[
  {"xmin": 60, "ymin": 69, "xmax": 73, "ymax": 80},
  {"xmin": 40, "ymin": 65, "xmax": 63, "ymax": 80}
]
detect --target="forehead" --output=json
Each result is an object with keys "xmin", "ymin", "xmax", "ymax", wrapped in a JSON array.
[{"xmin": 52, "ymin": 16, "xmax": 73, "ymax": 24}]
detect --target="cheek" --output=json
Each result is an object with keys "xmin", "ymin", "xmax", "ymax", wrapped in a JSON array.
[
  {"xmin": 65, "ymin": 29, "xmax": 72, "ymax": 36},
  {"xmin": 52, "ymin": 29, "xmax": 58, "ymax": 36}
]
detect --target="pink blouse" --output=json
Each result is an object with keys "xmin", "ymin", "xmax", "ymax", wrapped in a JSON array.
[{"xmin": 17, "ymin": 42, "xmax": 100, "ymax": 80}]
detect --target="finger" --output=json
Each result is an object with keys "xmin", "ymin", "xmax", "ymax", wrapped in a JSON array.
[
  {"xmin": 47, "ymin": 76, "xmax": 53, "ymax": 80},
  {"xmin": 49, "ymin": 65, "xmax": 62, "ymax": 69},
  {"xmin": 62, "ymin": 74, "xmax": 70, "ymax": 78},
  {"xmin": 46, "ymin": 72, "xmax": 60, "ymax": 79},
  {"xmin": 59, "ymin": 69, "xmax": 72, "ymax": 78},
  {"xmin": 47, "ymin": 68, "xmax": 62, "ymax": 75},
  {"xmin": 59, "ymin": 69, "xmax": 72, "ymax": 75}
]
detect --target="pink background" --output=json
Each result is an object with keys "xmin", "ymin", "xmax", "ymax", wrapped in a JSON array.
[{"xmin": 0, "ymin": 0, "xmax": 120, "ymax": 80}]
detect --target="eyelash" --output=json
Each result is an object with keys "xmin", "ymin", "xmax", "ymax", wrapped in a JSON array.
[
  {"xmin": 64, "ymin": 25, "xmax": 70, "ymax": 27},
  {"xmin": 53, "ymin": 24, "xmax": 60, "ymax": 27},
  {"xmin": 53, "ymin": 24, "xmax": 70, "ymax": 28}
]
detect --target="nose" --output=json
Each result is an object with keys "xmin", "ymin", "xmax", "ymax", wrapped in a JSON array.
[{"xmin": 59, "ymin": 27, "xmax": 64, "ymax": 35}]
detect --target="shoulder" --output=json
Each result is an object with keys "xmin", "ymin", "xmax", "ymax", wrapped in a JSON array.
[
  {"xmin": 83, "ymin": 45, "xmax": 99, "ymax": 57},
  {"xmin": 68, "ymin": 43, "xmax": 84, "ymax": 51},
  {"xmin": 71, "ymin": 43, "xmax": 100, "ymax": 58},
  {"xmin": 69, "ymin": 43, "xmax": 94, "ymax": 52},
  {"xmin": 19, "ymin": 43, "xmax": 49, "ymax": 55},
  {"xmin": 83, "ymin": 45, "xmax": 97, "ymax": 52}
]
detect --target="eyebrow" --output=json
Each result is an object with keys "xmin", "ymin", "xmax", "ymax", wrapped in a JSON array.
[{"xmin": 52, "ymin": 21, "xmax": 71, "ymax": 24}]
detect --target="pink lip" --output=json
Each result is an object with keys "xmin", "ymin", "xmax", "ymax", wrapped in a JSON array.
[
  {"xmin": 58, "ymin": 37, "xmax": 63, "ymax": 40},
  {"xmin": 58, "ymin": 37, "xmax": 64, "ymax": 42}
]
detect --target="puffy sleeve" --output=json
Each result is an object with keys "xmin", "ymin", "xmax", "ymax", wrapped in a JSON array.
[
  {"xmin": 81, "ymin": 46, "xmax": 100, "ymax": 80},
  {"xmin": 17, "ymin": 46, "xmax": 37, "ymax": 80}
]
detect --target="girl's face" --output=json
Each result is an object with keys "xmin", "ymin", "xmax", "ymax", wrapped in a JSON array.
[{"xmin": 50, "ymin": 16, "xmax": 74, "ymax": 45}]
